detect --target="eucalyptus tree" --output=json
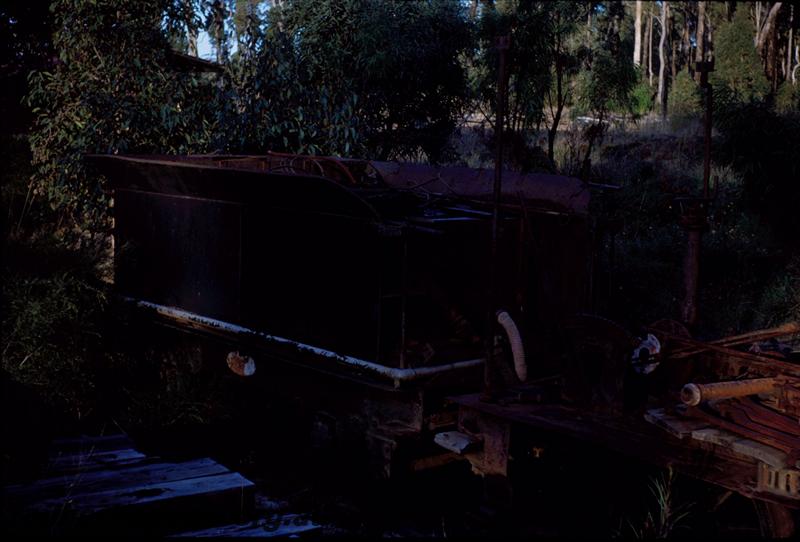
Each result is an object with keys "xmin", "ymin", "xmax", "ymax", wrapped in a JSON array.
[
  {"xmin": 218, "ymin": 0, "xmax": 472, "ymax": 161},
  {"xmin": 26, "ymin": 0, "xmax": 216, "ymax": 234},
  {"xmin": 543, "ymin": 2, "xmax": 592, "ymax": 163}
]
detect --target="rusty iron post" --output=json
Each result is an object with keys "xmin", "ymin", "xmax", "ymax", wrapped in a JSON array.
[
  {"xmin": 679, "ymin": 60, "xmax": 714, "ymax": 328},
  {"xmin": 483, "ymin": 35, "xmax": 511, "ymax": 401},
  {"xmin": 700, "ymin": 62, "xmax": 713, "ymax": 199}
]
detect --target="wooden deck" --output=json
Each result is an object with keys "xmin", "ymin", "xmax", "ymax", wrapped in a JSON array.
[{"xmin": 1, "ymin": 434, "xmax": 271, "ymax": 536}]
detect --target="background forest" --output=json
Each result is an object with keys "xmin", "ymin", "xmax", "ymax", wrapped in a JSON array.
[{"xmin": 1, "ymin": 0, "xmax": 799, "ymax": 445}]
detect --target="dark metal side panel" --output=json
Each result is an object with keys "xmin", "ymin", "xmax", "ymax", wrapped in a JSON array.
[{"xmin": 114, "ymin": 189, "xmax": 242, "ymax": 322}]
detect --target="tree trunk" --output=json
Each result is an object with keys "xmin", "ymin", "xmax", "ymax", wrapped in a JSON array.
[
  {"xmin": 682, "ymin": 8, "xmax": 691, "ymax": 75},
  {"xmin": 657, "ymin": 1, "xmax": 668, "ymax": 118},
  {"xmin": 671, "ymin": 30, "xmax": 677, "ymax": 81},
  {"xmin": 756, "ymin": 1, "xmax": 761, "ymax": 40},
  {"xmin": 757, "ymin": 3, "xmax": 783, "ymax": 54},
  {"xmin": 547, "ymin": 52, "xmax": 565, "ymax": 165},
  {"xmin": 185, "ymin": 0, "xmax": 197, "ymax": 56},
  {"xmin": 670, "ymin": 7, "xmax": 677, "ymax": 81},
  {"xmin": 758, "ymin": 3, "xmax": 783, "ymax": 86},
  {"xmin": 789, "ymin": 5, "xmax": 795, "ymax": 82},
  {"xmin": 696, "ymin": 1, "xmax": 706, "ymax": 63},
  {"xmin": 634, "ymin": 0, "xmax": 643, "ymax": 67},
  {"xmin": 580, "ymin": 111, "xmax": 605, "ymax": 179},
  {"xmin": 211, "ymin": 0, "xmax": 228, "ymax": 64},
  {"xmin": 647, "ymin": 8, "xmax": 654, "ymax": 86}
]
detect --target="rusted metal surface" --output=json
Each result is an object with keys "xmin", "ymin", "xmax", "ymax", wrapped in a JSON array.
[
  {"xmin": 714, "ymin": 401, "xmax": 800, "ymax": 458},
  {"xmin": 677, "ymin": 197, "xmax": 709, "ymax": 327},
  {"xmin": 449, "ymin": 388, "xmax": 800, "ymax": 509},
  {"xmin": 678, "ymin": 60, "xmax": 715, "ymax": 328},
  {"xmin": 681, "ymin": 378, "xmax": 779, "ymax": 406},
  {"xmin": 443, "ymin": 316, "xmax": 800, "ymax": 529},
  {"xmin": 89, "ymin": 152, "xmax": 592, "ymax": 387},
  {"xmin": 127, "ymin": 298, "xmax": 484, "ymax": 385},
  {"xmin": 687, "ymin": 403, "xmax": 800, "ymax": 465},
  {"xmin": 484, "ymin": 35, "xmax": 512, "ymax": 400},
  {"xmin": 166, "ymin": 50, "xmax": 224, "ymax": 73},
  {"xmin": 669, "ymin": 322, "xmax": 800, "ymax": 360},
  {"xmin": 370, "ymin": 162, "xmax": 589, "ymax": 215},
  {"xmin": 649, "ymin": 327, "xmax": 800, "ymax": 378}
]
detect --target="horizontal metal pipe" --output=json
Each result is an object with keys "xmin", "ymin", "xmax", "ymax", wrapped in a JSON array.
[
  {"xmin": 681, "ymin": 378, "xmax": 778, "ymax": 406},
  {"xmin": 125, "ymin": 298, "xmax": 484, "ymax": 383}
]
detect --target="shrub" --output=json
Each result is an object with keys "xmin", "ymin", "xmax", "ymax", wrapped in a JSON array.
[
  {"xmin": 669, "ymin": 71, "xmax": 701, "ymax": 119},
  {"xmin": 25, "ymin": 0, "xmax": 215, "ymax": 237},
  {"xmin": 630, "ymin": 79, "xmax": 654, "ymax": 118},
  {"xmin": 775, "ymin": 83, "xmax": 800, "ymax": 114},
  {"xmin": 1, "ymin": 236, "xmax": 109, "ymax": 419},
  {"xmin": 711, "ymin": 7, "xmax": 770, "ymax": 103}
]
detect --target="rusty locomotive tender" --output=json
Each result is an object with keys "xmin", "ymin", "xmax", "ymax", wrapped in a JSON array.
[{"xmin": 89, "ymin": 151, "xmax": 800, "ymax": 536}]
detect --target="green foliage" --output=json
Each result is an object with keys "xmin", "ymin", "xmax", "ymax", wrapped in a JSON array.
[
  {"xmin": 215, "ymin": 17, "xmax": 363, "ymax": 156},
  {"xmin": 25, "ymin": 0, "xmax": 215, "ymax": 235},
  {"xmin": 590, "ymin": 123, "xmax": 797, "ymax": 335},
  {"xmin": 475, "ymin": 1, "xmax": 553, "ymax": 133},
  {"xmin": 621, "ymin": 467, "xmax": 693, "ymax": 539},
  {"xmin": 1, "ymin": 235, "xmax": 109, "ymax": 419},
  {"xmin": 775, "ymin": 82, "xmax": 800, "ymax": 114},
  {"xmin": 273, "ymin": 0, "xmax": 472, "ymax": 161},
  {"xmin": 715, "ymin": 98, "xmax": 800, "ymax": 246},
  {"xmin": 668, "ymin": 70, "xmax": 701, "ymax": 119},
  {"xmin": 575, "ymin": 48, "xmax": 637, "ymax": 119},
  {"xmin": 630, "ymin": 78, "xmax": 654, "ymax": 118},
  {"xmin": 711, "ymin": 7, "xmax": 770, "ymax": 103}
]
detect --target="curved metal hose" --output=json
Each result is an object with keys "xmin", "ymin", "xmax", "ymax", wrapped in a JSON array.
[{"xmin": 496, "ymin": 310, "xmax": 526, "ymax": 382}]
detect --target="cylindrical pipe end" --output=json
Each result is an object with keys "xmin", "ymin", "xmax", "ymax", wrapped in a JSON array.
[{"xmin": 681, "ymin": 383, "xmax": 702, "ymax": 406}]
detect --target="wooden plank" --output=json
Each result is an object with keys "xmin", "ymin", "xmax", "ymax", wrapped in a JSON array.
[
  {"xmin": 46, "ymin": 449, "xmax": 148, "ymax": 475},
  {"xmin": 6, "ymin": 458, "xmax": 230, "ymax": 503},
  {"xmin": 644, "ymin": 408, "xmax": 711, "ymax": 439},
  {"xmin": 690, "ymin": 428, "xmax": 790, "ymax": 469},
  {"xmin": 28, "ymin": 471, "xmax": 255, "ymax": 516},
  {"xmin": 50, "ymin": 434, "xmax": 134, "ymax": 455},
  {"xmin": 730, "ymin": 440, "xmax": 791, "ymax": 470},
  {"xmin": 170, "ymin": 514, "xmax": 320, "ymax": 538}
]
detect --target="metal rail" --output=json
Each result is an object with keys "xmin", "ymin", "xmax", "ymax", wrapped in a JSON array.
[{"xmin": 124, "ymin": 298, "xmax": 484, "ymax": 384}]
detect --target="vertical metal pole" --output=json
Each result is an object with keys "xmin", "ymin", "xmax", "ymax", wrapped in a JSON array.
[
  {"xmin": 681, "ymin": 227, "xmax": 701, "ymax": 325},
  {"xmin": 681, "ymin": 61, "xmax": 713, "ymax": 327},
  {"xmin": 483, "ymin": 35, "xmax": 510, "ymax": 400},
  {"xmin": 400, "ymin": 235, "xmax": 408, "ymax": 369},
  {"xmin": 702, "ymin": 71, "xmax": 712, "ymax": 199}
]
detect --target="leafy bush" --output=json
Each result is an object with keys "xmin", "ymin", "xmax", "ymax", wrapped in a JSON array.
[
  {"xmin": 26, "ymin": 0, "xmax": 216, "ymax": 236},
  {"xmin": 1, "ymin": 236, "xmax": 109, "ymax": 419},
  {"xmin": 215, "ymin": 20, "xmax": 364, "ymax": 156},
  {"xmin": 775, "ymin": 83, "xmax": 800, "ymax": 114},
  {"xmin": 715, "ymin": 98, "xmax": 800, "ymax": 246},
  {"xmin": 474, "ymin": 1, "xmax": 553, "ymax": 133},
  {"xmin": 588, "ymin": 127, "xmax": 797, "ymax": 335},
  {"xmin": 274, "ymin": 0, "xmax": 472, "ymax": 161},
  {"xmin": 711, "ymin": 7, "xmax": 770, "ymax": 103},
  {"xmin": 669, "ymin": 71, "xmax": 701, "ymax": 119},
  {"xmin": 630, "ymin": 79, "xmax": 654, "ymax": 118},
  {"xmin": 574, "ymin": 48, "xmax": 637, "ymax": 118}
]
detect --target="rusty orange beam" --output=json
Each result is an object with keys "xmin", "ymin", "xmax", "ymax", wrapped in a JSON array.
[
  {"xmin": 647, "ymin": 328, "xmax": 800, "ymax": 378},
  {"xmin": 668, "ymin": 322, "xmax": 800, "ymax": 360}
]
